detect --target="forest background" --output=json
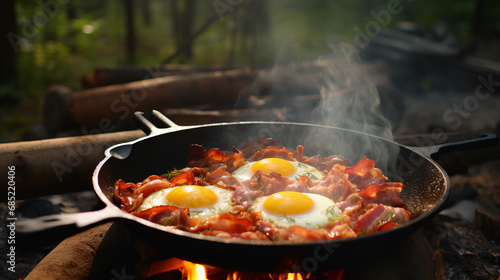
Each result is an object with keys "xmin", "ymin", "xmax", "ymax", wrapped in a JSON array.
[{"xmin": 1, "ymin": 0, "xmax": 499, "ymax": 143}]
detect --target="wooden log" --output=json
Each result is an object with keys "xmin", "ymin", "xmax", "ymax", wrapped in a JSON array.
[
  {"xmin": 161, "ymin": 107, "xmax": 290, "ymax": 125},
  {"xmin": 42, "ymin": 85, "xmax": 73, "ymax": 135},
  {"xmin": 81, "ymin": 65, "xmax": 236, "ymax": 88},
  {"xmin": 25, "ymin": 222, "xmax": 113, "ymax": 280},
  {"xmin": 69, "ymin": 68, "xmax": 258, "ymax": 127},
  {"xmin": 46, "ymin": 60, "xmax": 389, "ymax": 134},
  {"xmin": 0, "ymin": 130, "xmax": 144, "ymax": 201}
]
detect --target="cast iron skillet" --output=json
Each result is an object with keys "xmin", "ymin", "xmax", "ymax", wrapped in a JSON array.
[{"xmin": 18, "ymin": 110, "xmax": 498, "ymax": 272}]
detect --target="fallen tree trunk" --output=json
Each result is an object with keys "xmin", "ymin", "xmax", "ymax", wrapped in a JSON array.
[
  {"xmin": 49, "ymin": 68, "xmax": 258, "ymax": 130},
  {"xmin": 81, "ymin": 65, "xmax": 235, "ymax": 88}
]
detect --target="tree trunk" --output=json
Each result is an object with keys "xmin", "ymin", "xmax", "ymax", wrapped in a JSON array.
[
  {"xmin": 141, "ymin": 0, "xmax": 152, "ymax": 26},
  {"xmin": 124, "ymin": 0, "xmax": 136, "ymax": 65},
  {"xmin": 181, "ymin": 0, "xmax": 196, "ymax": 59},
  {"xmin": 169, "ymin": 0, "xmax": 181, "ymax": 47}
]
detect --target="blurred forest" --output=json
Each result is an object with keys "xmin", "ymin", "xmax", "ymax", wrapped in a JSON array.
[{"xmin": 1, "ymin": 0, "xmax": 499, "ymax": 143}]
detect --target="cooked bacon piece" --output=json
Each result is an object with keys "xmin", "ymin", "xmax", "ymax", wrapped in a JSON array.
[
  {"xmin": 237, "ymin": 136, "xmax": 281, "ymax": 158},
  {"xmin": 256, "ymin": 220, "xmax": 283, "ymax": 241},
  {"xmin": 137, "ymin": 175, "xmax": 164, "ymax": 187},
  {"xmin": 358, "ymin": 182, "xmax": 406, "ymax": 207},
  {"xmin": 353, "ymin": 204, "xmax": 412, "ymax": 234},
  {"xmin": 257, "ymin": 221, "xmax": 333, "ymax": 241},
  {"xmin": 205, "ymin": 148, "xmax": 229, "ymax": 171},
  {"xmin": 132, "ymin": 205, "xmax": 190, "ymax": 226},
  {"xmin": 175, "ymin": 167, "xmax": 207, "ymax": 178},
  {"xmin": 325, "ymin": 224, "xmax": 357, "ymax": 239},
  {"xmin": 284, "ymin": 176, "xmax": 313, "ymax": 193},
  {"xmin": 134, "ymin": 178, "xmax": 172, "ymax": 198},
  {"xmin": 186, "ymin": 145, "xmax": 229, "ymax": 171},
  {"xmin": 232, "ymin": 185, "xmax": 264, "ymax": 205},
  {"xmin": 202, "ymin": 230, "xmax": 271, "ymax": 241},
  {"xmin": 251, "ymin": 146, "xmax": 295, "ymax": 161},
  {"xmin": 345, "ymin": 157, "xmax": 387, "ymax": 189},
  {"xmin": 297, "ymin": 145, "xmax": 351, "ymax": 173},
  {"xmin": 281, "ymin": 225, "xmax": 331, "ymax": 241},
  {"xmin": 183, "ymin": 213, "xmax": 256, "ymax": 234},
  {"xmin": 114, "ymin": 178, "xmax": 172, "ymax": 212},
  {"xmin": 377, "ymin": 221, "xmax": 397, "ymax": 232},
  {"xmin": 170, "ymin": 172, "xmax": 196, "ymax": 186},
  {"xmin": 308, "ymin": 164, "xmax": 359, "ymax": 202},
  {"xmin": 245, "ymin": 170, "xmax": 295, "ymax": 196},
  {"xmin": 114, "ymin": 179, "xmax": 144, "ymax": 212},
  {"xmin": 337, "ymin": 193, "xmax": 364, "ymax": 227},
  {"xmin": 226, "ymin": 149, "xmax": 245, "ymax": 173},
  {"xmin": 205, "ymin": 169, "xmax": 241, "ymax": 190}
]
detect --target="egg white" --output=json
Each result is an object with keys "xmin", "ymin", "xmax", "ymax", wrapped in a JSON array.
[
  {"xmin": 134, "ymin": 185, "xmax": 234, "ymax": 218},
  {"xmin": 251, "ymin": 193, "xmax": 343, "ymax": 229},
  {"xmin": 231, "ymin": 160, "xmax": 325, "ymax": 182}
]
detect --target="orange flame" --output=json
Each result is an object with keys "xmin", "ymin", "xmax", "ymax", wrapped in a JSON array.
[
  {"xmin": 287, "ymin": 273, "xmax": 304, "ymax": 280},
  {"xmin": 182, "ymin": 261, "xmax": 208, "ymax": 280}
]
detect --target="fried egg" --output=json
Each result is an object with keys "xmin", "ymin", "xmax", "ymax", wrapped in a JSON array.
[
  {"xmin": 251, "ymin": 191, "xmax": 342, "ymax": 229},
  {"xmin": 231, "ymin": 158, "xmax": 325, "ymax": 182},
  {"xmin": 135, "ymin": 185, "xmax": 233, "ymax": 218}
]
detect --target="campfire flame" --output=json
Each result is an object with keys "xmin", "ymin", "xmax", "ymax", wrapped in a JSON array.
[
  {"xmin": 287, "ymin": 273, "xmax": 304, "ymax": 280},
  {"xmin": 182, "ymin": 261, "xmax": 208, "ymax": 280},
  {"xmin": 180, "ymin": 261, "xmax": 308, "ymax": 280}
]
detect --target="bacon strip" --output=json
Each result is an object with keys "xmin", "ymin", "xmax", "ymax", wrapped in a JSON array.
[
  {"xmin": 182, "ymin": 212, "xmax": 257, "ymax": 234},
  {"xmin": 226, "ymin": 149, "xmax": 245, "ymax": 173},
  {"xmin": 132, "ymin": 205, "xmax": 190, "ymax": 226},
  {"xmin": 248, "ymin": 171, "xmax": 295, "ymax": 196},
  {"xmin": 345, "ymin": 157, "xmax": 387, "ymax": 189},
  {"xmin": 205, "ymin": 169, "xmax": 241, "ymax": 190},
  {"xmin": 114, "ymin": 178, "xmax": 172, "ymax": 212},
  {"xmin": 237, "ymin": 136, "xmax": 281, "ymax": 158},
  {"xmin": 358, "ymin": 182, "xmax": 406, "ymax": 207},
  {"xmin": 251, "ymin": 146, "xmax": 295, "ymax": 161},
  {"xmin": 308, "ymin": 164, "xmax": 358, "ymax": 202},
  {"xmin": 297, "ymin": 145, "xmax": 351, "ymax": 173},
  {"xmin": 353, "ymin": 204, "xmax": 412, "ymax": 234}
]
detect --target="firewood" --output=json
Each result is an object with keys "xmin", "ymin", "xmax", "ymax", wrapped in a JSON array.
[
  {"xmin": 24, "ymin": 222, "xmax": 112, "ymax": 280},
  {"xmin": 70, "ymin": 68, "xmax": 258, "ymax": 127},
  {"xmin": 81, "ymin": 65, "xmax": 236, "ymax": 88},
  {"xmin": 0, "ymin": 130, "xmax": 144, "ymax": 200}
]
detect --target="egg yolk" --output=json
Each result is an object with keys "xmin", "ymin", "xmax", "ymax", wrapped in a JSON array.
[
  {"xmin": 263, "ymin": 191, "xmax": 314, "ymax": 215},
  {"xmin": 251, "ymin": 158, "xmax": 296, "ymax": 177},
  {"xmin": 166, "ymin": 185, "xmax": 217, "ymax": 208}
]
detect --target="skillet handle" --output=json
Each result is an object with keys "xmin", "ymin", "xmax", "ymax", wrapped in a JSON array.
[
  {"xmin": 415, "ymin": 133, "xmax": 498, "ymax": 159},
  {"xmin": 16, "ymin": 206, "xmax": 122, "ymax": 233},
  {"xmin": 106, "ymin": 111, "xmax": 183, "ymax": 159},
  {"xmin": 134, "ymin": 110, "xmax": 181, "ymax": 135}
]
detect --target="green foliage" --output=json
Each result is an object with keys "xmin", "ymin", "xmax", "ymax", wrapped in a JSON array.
[{"xmin": 3, "ymin": 0, "xmax": 498, "ymax": 142}]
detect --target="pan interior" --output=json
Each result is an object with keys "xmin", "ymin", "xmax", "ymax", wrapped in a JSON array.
[{"xmin": 96, "ymin": 122, "xmax": 448, "ymax": 235}]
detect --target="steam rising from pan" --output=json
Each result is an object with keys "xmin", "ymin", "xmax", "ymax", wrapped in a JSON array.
[
  {"xmin": 236, "ymin": 48, "xmax": 400, "ymax": 177},
  {"xmin": 309, "ymin": 53, "xmax": 399, "ymax": 177}
]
